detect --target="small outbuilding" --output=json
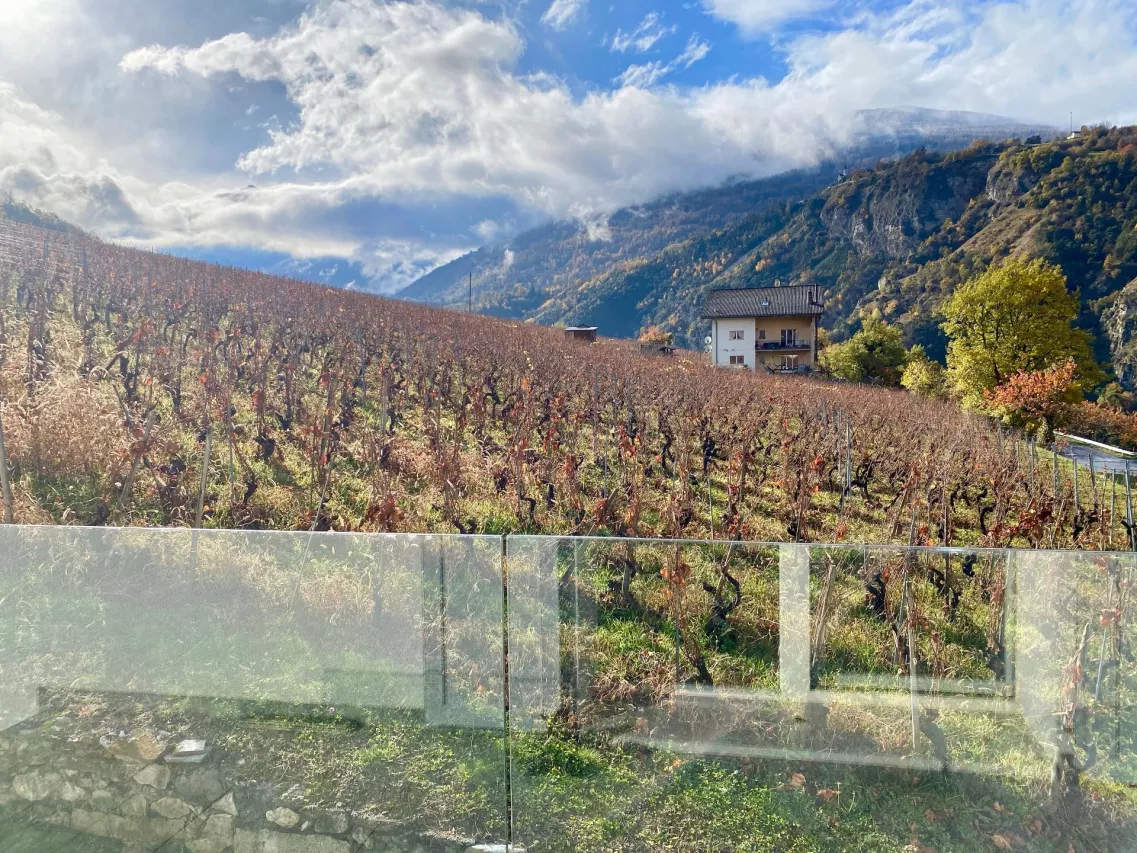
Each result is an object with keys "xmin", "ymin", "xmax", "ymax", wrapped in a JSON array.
[{"xmin": 564, "ymin": 326, "xmax": 598, "ymax": 343}]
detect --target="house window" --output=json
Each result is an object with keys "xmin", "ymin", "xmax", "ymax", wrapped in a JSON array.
[
  {"xmin": 757, "ymin": 330, "xmax": 766, "ymax": 340},
  {"xmin": 729, "ymin": 330, "xmax": 745, "ymax": 341},
  {"xmin": 729, "ymin": 355, "xmax": 746, "ymax": 366},
  {"xmin": 782, "ymin": 354, "xmax": 798, "ymax": 370},
  {"xmin": 781, "ymin": 329, "xmax": 797, "ymax": 346}
]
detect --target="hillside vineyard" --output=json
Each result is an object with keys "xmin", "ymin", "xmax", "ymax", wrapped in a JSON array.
[{"xmin": 0, "ymin": 217, "xmax": 1124, "ymax": 549}]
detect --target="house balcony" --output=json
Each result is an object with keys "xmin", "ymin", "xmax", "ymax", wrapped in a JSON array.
[
  {"xmin": 756, "ymin": 339, "xmax": 812, "ymax": 351},
  {"xmin": 764, "ymin": 364, "xmax": 814, "ymax": 375}
]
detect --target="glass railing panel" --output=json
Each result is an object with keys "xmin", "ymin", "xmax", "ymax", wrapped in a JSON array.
[
  {"xmin": 507, "ymin": 536, "xmax": 788, "ymax": 853},
  {"xmin": 1013, "ymin": 549, "xmax": 1137, "ymax": 791},
  {"xmin": 508, "ymin": 537, "xmax": 1137, "ymax": 852},
  {"xmin": 4, "ymin": 527, "xmax": 1136, "ymax": 853},
  {"xmin": 810, "ymin": 545, "xmax": 1014, "ymax": 694},
  {"xmin": 805, "ymin": 544, "xmax": 1034, "ymax": 775},
  {"xmin": 0, "ymin": 527, "xmax": 507, "ymax": 853}
]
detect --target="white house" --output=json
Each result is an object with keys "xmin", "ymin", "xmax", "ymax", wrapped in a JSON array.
[{"xmin": 702, "ymin": 285, "xmax": 825, "ymax": 372}]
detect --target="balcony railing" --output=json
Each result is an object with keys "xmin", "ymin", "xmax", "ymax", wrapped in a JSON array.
[
  {"xmin": 757, "ymin": 339, "xmax": 812, "ymax": 350},
  {"xmin": 2, "ymin": 526, "xmax": 1133, "ymax": 853}
]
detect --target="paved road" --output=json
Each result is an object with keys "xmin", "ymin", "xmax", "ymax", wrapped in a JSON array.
[{"xmin": 1056, "ymin": 441, "xmax": 1136, "ymax": 476}]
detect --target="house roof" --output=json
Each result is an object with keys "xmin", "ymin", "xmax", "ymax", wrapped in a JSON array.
[
  {"xmin": 701, "ymin": 286, "xmax": 824, "ymax": 319},
  {"xmin": 564, "ymin": 326, "xmax": 598, "ymax": 332}
]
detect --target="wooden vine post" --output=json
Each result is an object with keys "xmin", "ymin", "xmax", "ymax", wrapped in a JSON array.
[
  {"xmin": 1126, "ymin": 461, "xmax": 1135, "ymax": 551},
  {"xmin": 195, "ymin": 429, "xmax": 212, "ymax": 529}
]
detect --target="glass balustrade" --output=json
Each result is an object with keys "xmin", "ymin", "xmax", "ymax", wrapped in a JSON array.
[{"xmin": 1, "ymin": 528, "xmax": 1134, "ymax": 852}]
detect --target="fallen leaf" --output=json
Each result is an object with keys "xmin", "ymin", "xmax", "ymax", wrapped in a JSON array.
[
  {"xmin": 816, "ymin": 788, "xmax": 838, "ymax": 803},
  {"xmin": 790, "ymin": 772, "xmax": 806, "ymax": 790},
  {"xmin": 1028, "ymin": 819, "xmax": 1043, "ymax": 837},
  {"xmin": 993, "ymin": 802, "xmax": 1005, "ymax": 812},
  {"xmin": 924, "ymin": 809, "xmax": 947, "ymax": 823},
  {"xmin": 992, "ymin": 835, "xmax": 1012, "ymax": 851}
]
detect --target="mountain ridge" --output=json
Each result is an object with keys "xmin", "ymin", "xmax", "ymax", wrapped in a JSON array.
[
  {"xmin": 400, "ymin": 108, "xmax": 1060, "ymax": 313},
  {"xmin": 401, "ymin": 121, "xmax": 1137, "ymax": 391}
]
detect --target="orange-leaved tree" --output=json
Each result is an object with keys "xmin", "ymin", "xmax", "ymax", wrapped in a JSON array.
[
  {"xmin": 638, "ymin": 325, "xmax": 675, "ymax": 346},
  {"xmin": 983, "ymin": 360, "xmax": 1081, "ymax": 432}
]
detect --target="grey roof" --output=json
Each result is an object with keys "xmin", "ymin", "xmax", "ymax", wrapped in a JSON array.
[{"xmin": 701, "ymin": 286, "xmax": 824, "ymax": 319}]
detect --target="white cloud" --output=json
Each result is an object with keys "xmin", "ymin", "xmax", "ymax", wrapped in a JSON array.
[
  {"xmin": 0, "ymin": 82, "xmax": 449, "ymax": 291},
  {"xmin": 121, "ymin": 2, "xmax": 752, "ymax": 222},
  {"xmin": 611, "ymin": 13, "xmax": 676, "ymax": 54},
  {"xmin": 0, "ymin": 0, "xmax": 1134, "ymax": 292},
  {"xmin": 702, "ymin": 0, "xmax": 836, "ymax": 35},
  {"xmin": 615, "ymin": 35, "xmax": 711, "ymax": 88},
  {"xmin": 474, "ymin": 219, "xmax": 505, "ymax": 241},
  {"xmin": 612, "ymin": 61, "xmax": 669, "ymax": 89},
  {"xmin": 540, "ymin": 0, "xmax": 586, "ymax": 30},
  {"xmin": 678, "ymin": 34, "xmax": 713, "ymax": 68}
]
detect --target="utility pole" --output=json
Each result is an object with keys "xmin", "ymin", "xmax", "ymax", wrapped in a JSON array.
[{"xmin": 468, "ymin": 270, "xmax": 473, "ymax": 313}]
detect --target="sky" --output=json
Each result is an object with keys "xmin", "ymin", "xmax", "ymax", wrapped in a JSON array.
[{"xmin": 1, "ymin": 0, "xmax": 1136, "ymax": 292}]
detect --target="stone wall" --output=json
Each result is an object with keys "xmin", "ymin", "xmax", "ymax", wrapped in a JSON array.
[{"xmin": 0, "ymin": 725, "xmax": 508, "ymax": 853}]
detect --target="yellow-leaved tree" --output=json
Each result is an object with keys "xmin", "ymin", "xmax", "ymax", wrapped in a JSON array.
[{"xmin": 943, "ymin": 258, "xmax": 1102, "ymax": 410}]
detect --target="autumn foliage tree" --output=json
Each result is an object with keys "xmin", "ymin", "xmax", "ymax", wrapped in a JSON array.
[
  {"xmin": 943, "ymin": 258, "xmax": 1102, "ymax": 409},
  {"xmin": 900, "ymin": 345, "xmax": 946, "ymax": 399},
  {"xmin": 638, "ymin": 326, "xmax": 674, "ymax": 346},
  {"xmin": 984, "ymin": 360, "xmax": 1081, "ymax": 431},
  {"xmin": 818, "ymin": 316, "xmax": 908, "ymax": 386}
]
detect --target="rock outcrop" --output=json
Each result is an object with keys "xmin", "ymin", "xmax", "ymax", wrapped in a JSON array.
[{"xmin": 1102, "ymin": 278, "xmax": 1137, "ymax": 389}]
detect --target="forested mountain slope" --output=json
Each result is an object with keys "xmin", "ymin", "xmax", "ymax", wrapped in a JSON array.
[
  {"xmin": 707, "ymin": 126, "xmax": 1137, "ymax": 368},
  {"xmin": 1, "ymin": 196, "xmax": 83, "ymax": 235},
  {"xmin": 402, "ymin": 109, "xmax": 1057, "ymax": 322},
  {"xmin": 401, "ymin": 166, "xmax": 838, "ymax": 314}
]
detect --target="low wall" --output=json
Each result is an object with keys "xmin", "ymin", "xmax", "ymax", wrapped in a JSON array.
[{"xmin": 0, "ymin": 721, "xmax": 507, "ymax": 853}]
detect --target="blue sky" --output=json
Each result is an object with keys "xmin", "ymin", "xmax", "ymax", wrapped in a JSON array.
[{"xmin": 2, "ymin": 0, "xmax": 1136, "ymax": 292}]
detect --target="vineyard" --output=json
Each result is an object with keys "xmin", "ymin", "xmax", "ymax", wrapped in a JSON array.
[
  {"xmin": 2, "ymin": 217, "xmax": 1137, "ymax": 852},
  {"xmin": 0, "ymin": 217, "xmax": 1125, "ymax": 550}
]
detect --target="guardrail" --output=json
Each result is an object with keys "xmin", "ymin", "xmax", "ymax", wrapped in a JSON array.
[{"xmin": 1055, "ymin": 431, "xmax": 1137, "ymax": 458}]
